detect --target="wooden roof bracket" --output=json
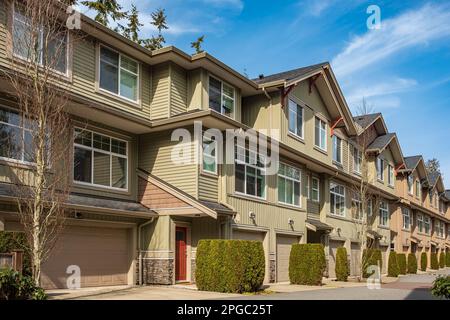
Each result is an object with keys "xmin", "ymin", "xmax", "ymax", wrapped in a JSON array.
[
  {"xmin": 330, "ymin": 116, "xmax": 344, "ymax": 136},
  {"xmin": 395, "ymin": 163, "xmax": 406, "ymax": 176},
  {"xmin": 309, "ymin": 74, "xmax": 320, "ymax": 94},
  {"xmin": 280, "ymin": 84, "xmax": 296, "ymax": 108}
]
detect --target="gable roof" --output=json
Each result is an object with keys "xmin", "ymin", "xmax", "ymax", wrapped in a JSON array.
[
  {"xmin": 254, "ymin": 62, "xmax": 329, "ymax": 85},
  {"xmin": 445, "ymin": 190, "xmax": 450, "ymax": 202},
  {"xmin": 404, "ymin": 156, "xmax": 423, "ymax": 171},
  {"xmin": 353, "ymin": 113, "xmax": 381, "ymax": 130},
  {"xmin": 427, "ymin": 171, "xmax": 445, "ymax": 191},
  {"xmin": 366, "ymin": 133, "xmax": 404, "ymax": 165}
]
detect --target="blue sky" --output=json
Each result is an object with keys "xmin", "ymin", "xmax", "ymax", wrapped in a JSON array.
[{"xmin": 78, "ymin": 0, "xmax": 450, "ymax": 186}]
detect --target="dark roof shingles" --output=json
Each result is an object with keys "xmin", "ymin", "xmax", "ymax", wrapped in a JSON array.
[
  {"xmin": 253, "ymin": 62, "xmax": 328, "ymax": 85},
  {"xmin": 353, "ymin": 113, "xmax": 381, "ymax": 129},
  {"xmin": 367, "ymin": 133, "xmax": 395, "ymax": 151}
]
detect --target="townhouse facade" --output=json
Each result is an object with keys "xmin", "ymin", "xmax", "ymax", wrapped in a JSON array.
[{"xmin": 0, "ymin": 1, "xmax": 448, "ymax": 289}]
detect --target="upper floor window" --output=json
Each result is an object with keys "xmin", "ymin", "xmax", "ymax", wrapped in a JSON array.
[
  {"xmin": 235, "ymin": 146, "xmax": 266, "ymax": 199},
  {"xmin": 417, "ymin": 214, "xmax": 424, "ymax": 233},
  {"xmin": 436, "ymin": 220, "xmax": 444, "ymax": 238},
  {"xmin": 353, "ymin": 147, "xmax": 362, "ymax": 174},
  {"xmin": 402, "ymin": 208, "xmax": 410, "ymax": 230},
  {"xmin": 209, "ymin": 76, "xmax": 234, "ymax": 117},
  {"xmin": 376, "ymin": 157, "xmax": 384, "ymax": 181},
  {"xmin": 407, "ymin": 175, "xmax": 414, "ymax": 194},
  {"xmin": 0, "ymin": 107, "xmax": 34, "ymax": 163},
  {"xmin": 315, "ymin": 117, "xmax": 327, "ymax": 151},
  {"xmin": 73, "ymin": 128, "xmax": 128, "ymax": 190},
  {"xmin": 99, "ymin": 46, "xmax": 139, "ymax": 102},
  {"xmin": 288, "ymin": 100, "xmax": 303, "ymax": 139},
  {"xmin": 388, "ymin": 165, "xmax": 395, "ymax": 187},
  {"xmin": 202, "ymin": 135, "xmax": 217, "ymax": 174},
  {"xmin": 330, "ymin": 182, "xmax": 345, "ymax": 217},
  {"xmin": 332, "ymin": 135, "xmax": 342, "ymax": 164},
  {"xmin": 352, "ymin": 193, "xmax": 363, "ymax": 221},
  {"xmin": 278, "ymin": 163, "xmax": 301, "ymax": 207},
  {"xmin": 13, "ymin": 5, "xmax": 68, "ymax": 75},
  {"xmin": 424, "ymin": 215, "xmax": 431, "ymax": 235},
  {"xmin": 311, "ymin": 177, "xmax": 320, "ymax": 202},
  {"xmin": 415, "ymin": 180, "xmax": 421, "ymax": 198},
  {"xmin": 367, "ymin": 199, "xmax": 373, "ymax": 216},
  {"xmin": 379, "ymin": 201, "xmax": 389, "ymax": 227},
  {"xmin": 439, "ymin": 201, "xmax": 445, "ymax": 215}
]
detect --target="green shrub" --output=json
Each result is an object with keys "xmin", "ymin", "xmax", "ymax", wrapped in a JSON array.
[
  {"xmin": 397, "ymin": 253, "xmax": 407, "ymax": 275},
  {"xmin": 407, "ymin": 253, "xmax": 417, "ymax": 274},
  {"xmin": 439, "ymin": 252, "xmax": 445, "ymax": 269},
  {"xmin": 446, "ymin": 252, "xmax": 450, "ymax": 268},
  {"xmin": 430, "ymin": 253, "xmax": 439, "ymax": 270},
  {"xmin": 387, "ymin": 251, "xmax": 399, "ymax": 277},
  {"xmin": 195, "ymin": 240, "xmax": 265, "ymax": 293},
  {"xmin": 289, "ymin": 244, "xmax": 326, "ymax": 286},
  {"xmin": 421, "ymin": 252, "xmax": 427, "ymax": 271},
  {"xmin": 335, "ymin": 247, "xmax": 349, "ymax": 282},
  {"xmin": 362, "ymin": 249, "xmax": 382, "ymax": 278},
  {"xmin": 0, "ymin": 268, "xmax": 46, "ymax": 300},
  {"xmin": 431, "ymin": 276, "xmax": 450, "ymax": 300},
  {"xmin": 0, "ymin": 231, "xmax": 31, "ymax": 276}
]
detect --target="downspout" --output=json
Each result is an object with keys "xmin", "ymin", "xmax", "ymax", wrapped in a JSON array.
[{"xmin": 138, "ymin": 217, "xmax": 156, "ymax": 286}]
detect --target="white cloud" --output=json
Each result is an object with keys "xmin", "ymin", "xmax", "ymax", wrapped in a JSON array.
[
  {"xmin": 306, "ymin": 0, "xmax": 337, "ymax": 16},
  {"xmin": 332, "ymin": 3, "xmax": 450, "ymax": 78}
]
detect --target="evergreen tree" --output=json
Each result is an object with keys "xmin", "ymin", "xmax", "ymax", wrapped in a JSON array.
[
  {"xmin": 191, "ymin": 35, "xmax": 205, "ymax": 54},
  {"xmin": 123, "ymin": 5, "xmax": 143, "ymax": 42},
  {"xmin": 80, "ymin": 0, "xmax": 127, "ymax": 27}
]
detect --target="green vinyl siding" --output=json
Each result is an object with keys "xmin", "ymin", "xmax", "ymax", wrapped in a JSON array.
[
  {"xmin": 198, "ymin": 173, "xmax": 218, "ymax": 202},
  {"xmin": 150, "ymin": 63, "xmax": 170, "ymax": 119},
  {"xmin": 170, "ymin": 63, "xmax": 187, "ymax": 116}
]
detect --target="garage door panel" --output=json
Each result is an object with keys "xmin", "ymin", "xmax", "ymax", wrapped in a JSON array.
[
  {"xmin": 276, "ymin": 235, "xmax": 299, "ymax": 283},
  {"xmin": 350, "ymin": 243, "xmax": 361, "ymax": 277},
  {"xmin": 41, "ymin": 225, "xmax": 131, "ymax": 289}
]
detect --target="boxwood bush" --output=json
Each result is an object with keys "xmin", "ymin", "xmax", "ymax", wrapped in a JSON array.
[
  {"xmin": 407, "ymin": 253, "xmax": 417, "ymax": 274},
  {"xmin": 431, "ymin": 276, "xmax": 450, "ymax": 300},
  {"xmin": 335, "ymin": 247, "xmax": 349, "ymax": 282},
  {"xmin": 430, "ymin": 253, "xmax": 439, "ymax": 270},
  {"xmin": 387, "ymin": 251, "xmax": 399, "ymax": 277},
  {"xmin": 289, "ymin": 244, "xmax": 326, "ymax": 286},
  {"xmin": 362, "ymin": 249, "xmax": 382, "ymax": 278},
  {"xmin": 439, "ymin": 252, "xmax": 445, "ymax": 269},
  {"xmin": 195, "ymin": 240, "xmax": 265, "ymax": 293},
  {"xmin": 397, "ymin": 253, "xmax": 407, "ymax": 275},
  {"xmin": 0, "ymin": 268, "xmax": 46, "ymax": 300},
  {"xmin": 446, "ymin": 252, "xmax": 450, "ymax": 268},
  {"xmin": 421, "ymin": 252, "xmax": 427, "ymax": 271}
]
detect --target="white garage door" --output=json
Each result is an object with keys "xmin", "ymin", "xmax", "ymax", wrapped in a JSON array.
[
  {"xmin": 233, "ymin": 229, "xmax": 268, "ymax": 283},
  {"xmin": 276, "ymin": 235, "xmax": 299, "ymax": 283},
  {"xmin": 350, "ymin": 243, "xmax": 361, "ymax": 277},
  {"xmin": 41, "ymin": 225, "xmax": 131, "ymax": 289}
]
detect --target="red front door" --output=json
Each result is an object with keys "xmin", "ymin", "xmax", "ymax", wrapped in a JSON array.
[{"xmin": 175, "ymin": 227, "xmax": 187, "ymax": 281}]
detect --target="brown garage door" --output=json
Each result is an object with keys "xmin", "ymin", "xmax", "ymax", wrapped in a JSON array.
[
  {"xmin": 233, "ymin": 230, "xmax": 268, "ymax": 283},
  {"xmin": 41, "ymin": 225, "xmax": 131, "ymax": 289},
  {"xmin": 328, "ymin": 240, "xmax": 344, "ymax": 279},
  {"xmin": 276, "ymin": 235, "xmax": 299, "ymax": 283},
  {"xmin": 350, "ymin": 243, "xmax": 361, "ymax": 277}
]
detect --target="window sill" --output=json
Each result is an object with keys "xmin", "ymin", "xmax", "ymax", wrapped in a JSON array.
[
  {"xmin": 332, "ymin": 161, "xmax": 343, "ymax": 168},
  {"xmin": 9, "ymin": 55, "xmax": 73, "ymax": 84},
  {"xmin": 73, "ymin": 181, "xmax": 130, "ymax": 196},
  {"xmin": 313, "ymin": 146, "xmax": 328, "ymax": 155},
  {"xmin": 401, "ymin": 228, "xmax": 411, "ymax": 232},
  {"xmin": 378, "ymin": 225, "xmax": 390, "ymax": 230},
  {"xmin": 287, "ymin": 132, "xmax": 305, "ymax": 144},
  {"xmin": 353, "ymin": 171, "xmax": 362, "ymax": 177},
  {"xmin": 377, "ymin": 179, "xmax": 385, "ymax": 184},
  {"xmin": 232, "ymin": 192, "xmax": 267, "ymax": 203},
  {"xmin": 0, "ymin": 158, "xmax": 36, "ymax": 170},
  {"xmin": 96, "ymin": 89, "xmax": 141, "ymax": 109},
  {"xmin": 278, "ymin": 201, "xmax": 302, "ymax": 210},
  {"xmin": 327, "ymin": 213, "xmax": 351, "ymax": 222}
]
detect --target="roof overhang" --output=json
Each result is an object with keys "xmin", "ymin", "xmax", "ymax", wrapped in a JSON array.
[{"xmin": 367, "ymin": 134, "xmax": 405, "ymax": 166}]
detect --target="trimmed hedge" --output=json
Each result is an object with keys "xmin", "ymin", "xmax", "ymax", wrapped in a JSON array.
[
  {"xmin": 195, "ymin": 240, "xmax": 265, "ymax": 293},
  {"xmin": 289, "ymin": 244, "xmax": 326, "ymax": 286},
  {"xmin": 0, "ymin": 268, "xmax": 46, "ymax": 300},
  {"xmin": 439, "ymin": 252, "xmax": 445, "ymax": 269},
  {"xmin": 430, "ymin": 253, "xmax": 439, "ymax": 270},
  {"xmin": 407, "ymin": 253, "xmax": 417, "ymax": 274},
  {"xmin": 387, "ymin": 251, "xmax": 399, "ymax": 277},
  {"xmin": 0, "ymin": 232, "xmax": 31, "ymax": 276},
  {"xmin": 362, "ymin": 249, "xmax": 382, "ymax": 278},
  {"xmin": 421, "ymin": 252, "xmax": 427, "ymax": 271},
  {"xmin": 335, "ymin": 247, "xmax": 349, "ymax": 282},
  {"xmin": 397, "ymin": 253, "xmax": 407, "ymax": 275},
  {"xmin": 446, "ymin": 252, "xmax": 450, "ymax": 268}
]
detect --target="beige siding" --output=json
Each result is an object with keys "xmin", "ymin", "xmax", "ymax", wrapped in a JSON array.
[
  {"xmin": 138, "ymin": 129, "xmax": 198, "ymax": 197},
  {"xmin": 170, "ymin": 63, "xmax": 187, "ymax": 116},
  {"xmin": 151, "ymin": 63, "xmax": 170, "ymax": 120},
  {"xmin": 198, "ymin": 174, "xmax": 218, "ymax": 202},
  {"xmin": 0, "ymin": 1, "xmax": 6, "ymax": 64},
  {"xmin": 187, "ymin": 69, "xmax": 204, "ymax": 112}
]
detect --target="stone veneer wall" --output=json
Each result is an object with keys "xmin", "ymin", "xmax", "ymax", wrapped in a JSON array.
[
  {"xmin": 269, "ymin": 260, "xmax": 276, "ymax": 283},
  {"xmin": 136, "ymin": 259, "xmax": 174, "ymax": 285}
]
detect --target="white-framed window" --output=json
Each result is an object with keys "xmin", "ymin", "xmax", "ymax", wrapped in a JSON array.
[
  {"xmin": 424, "ymin": 215, "xmax": 431, "ymax": 235},
  {"xmin": 402, "ymin": 208, "xmax": 411, "ymax": 230},
  {"xmin": 417, "ymin": 213, "xmax": 424, "ymax": 233},
  {"xmin": 379, "ymin": 201, "xmax": 389, "ymax": 227},
  {"xmin": 234, "ymin": 145, "xmax": 266, "ymax": 199},
  {"xmin": 407, "ymin": 174, "xmax": 414, "ymax": 195},
  {"xmin": 0, "ymin": 106, "xmax": 35, "ymax": 164},
  {"xmin": 73, "ymin": 128, "xmax": 128, "ymax": 190},
  {"xmin": 311, "ymin": 177, "xmax": 320, "ymax": 202},
  {"xmin": 367, "ymin": 198, "xmax": 373, "ymax": 216},
  {"xmin": 436, "ymin": 220, "xmax": 444, "ymax": 238},
  {"xmin": 202, "ymin": 134, "xmax": 217, "ymax": 174},
  {"xmin": 352, "ymin": 193, "xmax": 363, "ymax": 221},
  {"xmin": 353, "ymin": 146, "xmax": 362, "ymax": 174},
  {"xmin": 415, "ymin": 180, "xmax": 421, "ymax": 198},
  {"xmin": 12, "ymin": 4, "xmax": 68, "ymax": 75},
  {"xmin": 332, "ymin": 135, "xmax": 342, "ymax": 164},
  {"xmin": 99, "ymin": 45, "xmax": 139, "ymax": 102},
  {"xmin": 305, "ymin": 174, "xmax": 310, "ymax": 200},
  {"xmin": 376, "ymin": 157, "xmax": 384, "ymax": 181},
  {"xmin": 388, "ymin": 165, "xmax": 395, "ymax": 187},
  {"xmin": 288, "ymin": 99, "xmax": 304, "ymax": 139},
  {"xmin": 330, "ymin": 182, "xmax": 345, "ymax": 216},
  {"xmin": 315, "ymin": 117, "xmax": 327, "ymax": 151},
  {"xmin": 209, "ymin": 76, "xmax": 234, "ymax": 117},
  {"xmin": 278, "ymin": 163, "xmax": 301, "ymax": 207}
]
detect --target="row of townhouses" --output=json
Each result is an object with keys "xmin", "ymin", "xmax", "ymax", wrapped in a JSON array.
[{"xmin": 0, "ymin": 2, "xmax": 449, "ymax": 289}]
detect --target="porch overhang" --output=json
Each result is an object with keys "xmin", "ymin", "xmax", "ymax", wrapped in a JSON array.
[{"xmin": 305, "ymin": 218, "xmax": 333, "ymax": 232}]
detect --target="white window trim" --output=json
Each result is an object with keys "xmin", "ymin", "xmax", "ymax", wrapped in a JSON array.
[
  {"xmin": 73, "ymin": 127, "xmax": 129, "ymax": 192},
  {"xmin": 311, "ymin": 177, "xmax": 320, "ymax": 202},
  {"xmin": 424, "ymin": 216, "xmax": 431, "ymax": 235},
  {"xmin": 352, "ymin": 195, "xmax": 363, "ymax": 221},
  {"xmin": 353, "ymin": 146, "xmax": 362, "ymax": 174},
  {"xmin": 332, "ymin": 135, "xmax": 343, "ymax": 164},
  {"xmin": 98, "ymin": 44, "xmax": 140, "ymax": 103},
  {"xmin": 234, "ymin": 146, "xmax": 267, "ymax": 200},
  {"xmin": 208, "ymin": 75, "xmax": 235, "ymax": 117},
  {"xmin": 402, "ymin": 208, "xmax": 411, "ymax": 230},
  {"xmin": 407, "ymin": 175, "xmax": 414, "ymax": 195},
  {"xmin": 12, "ymin": 3, "xmax": 70, "ymax": 77},
  {"xmin": 330, "ymin": 182, "xmax": 346, "ymax": 217},
  {"xmin": 315, "ymin": 117, "xmax": 327, "ymax": 151},
  {"xmin": 277, "ymin": 162, "xmax": 302, "ymax": 208},
  {"xmin": 379, "ymin": 201, "xmax": 389, "ymax": 227},
  {"xmin": 417, "ymin": 214, "xmax": 424, "ymax": 233},
  {"xmin": 376, "ymin": 157, "xmax": 385, "ymax": 182},
  {"xmin": 201, "ymin": 134, "xmax": 218, "ymax": 175},
  {"xmin": 288, "ymin": 99, "xmax": 304, "ymax": 140},
  {"xmin": 388, "ymin": 164, "xmax": 395, "ymax": 187}
]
